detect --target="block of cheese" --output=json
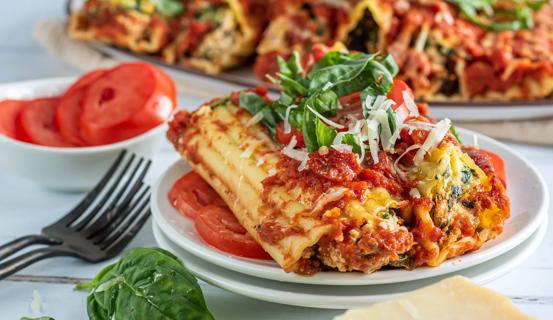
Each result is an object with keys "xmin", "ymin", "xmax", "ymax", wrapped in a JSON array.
[{"xmin": 334, "ymin": 276, "xmax": 535, "ymax": 320}]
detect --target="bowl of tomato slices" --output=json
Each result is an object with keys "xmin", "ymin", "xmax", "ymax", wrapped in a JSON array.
[{"xmin": 0, "ymin": 63, "xmax": 176, "ymax": 191}]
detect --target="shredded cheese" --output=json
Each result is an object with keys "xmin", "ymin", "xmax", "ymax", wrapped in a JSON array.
[
  {"xmin": 414, "ymin": 119, "xmax": 451, "ymax": 165},
  {"xmin": 415, "ymin": 24, "xmax": 430, "ymax": 52},
  {"xmin": 311, "ymin": 187, "xmax": 350, "ymax": 213},
  {"xmin": 393, "ymin": 143, "xmax": 422, "ymax": 180},
  {"xmin": 283, "ymin": 104, "xmax": 298, "ymax": 134},
  {"xmin": 246, "ymin": 112, "xmax": 264, "ymax": 127},
  {"xmin": 402, "ymin": 90, "xmax": 419, "ymax": 117},
  {"xmin": 282, "ymin": 136, "xmax": 310, "ymax": 171},
  {"xmin": 409, "ymin": 188, "xmax": 422, "ymax": 199},
  {"xmin": 306, "ymin": 105, "xmax": 345, "ymax": 129},
  {"xmin": 30, "ymin": 289, "xmax": 42, "ymax": 313},
  {"xmin": 240, "ymin": 140, "xmax": 262, "ymax": 158}
]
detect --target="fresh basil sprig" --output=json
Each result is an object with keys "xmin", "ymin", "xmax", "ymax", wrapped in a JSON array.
[
  {"xmin": 77, "ymin": 247, "xmax": 214, "ymax": 320},
  {"xmin": 449, "ymin": 0, "xmax": 548, "ymax": 31},
  {"xmin": 239, "ymin": 50, "xmax": 398, "ymax": 154}
]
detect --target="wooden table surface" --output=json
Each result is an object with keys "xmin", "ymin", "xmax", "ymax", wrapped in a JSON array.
[{"xmin": 0, "ymin": 1, "xmax": 552, "ymax": 319}]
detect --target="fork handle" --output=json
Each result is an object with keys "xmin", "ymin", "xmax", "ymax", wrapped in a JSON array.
[
  {"xmin": 0, "ymin": 235, "xmax": 61, "ymax": 261},
  {"xmin": 0, "ymin": 248, "xmax": 68, "ymax": 280}
]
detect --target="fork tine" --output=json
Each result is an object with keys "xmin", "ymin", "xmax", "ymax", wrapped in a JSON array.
[
  {"xmin": 78, "ymin": 158, "xmax": 151, "ymax": 234},
  {"xmin": 51, "ymin": 150, "xmax": 127, "ymax": 228},
  {"xmin": 102, "ymin": 206, "xmax": 151, "ymax": 256},
  {"xmin": 97, "ymin": 192, "xmax": 150, "ymax": 248},
  {"xmin": 71, "ymin": 154, "xmax": 138, "ymax": 231},
  {"xmin": 86, "ymin": 185, "xmax": 150, "ymax": 241}
]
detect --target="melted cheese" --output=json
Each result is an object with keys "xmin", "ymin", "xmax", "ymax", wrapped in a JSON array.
[{"xmin": 335, "ymin": 276, "xmax": 535, "ymax": 320}]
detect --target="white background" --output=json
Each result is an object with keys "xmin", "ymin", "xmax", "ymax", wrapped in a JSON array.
[{"xmin": 0, "ymin": 1, "xmax": 552, "ymax": 319}]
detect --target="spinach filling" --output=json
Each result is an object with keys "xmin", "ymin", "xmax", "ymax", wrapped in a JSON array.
[
  {"xmin": 346, "ymin": 9, "xmax": 379, "ymax": 54},
  {"xmin": 437, "ymin": 47, "xmax": 459, "ymax": 96}
]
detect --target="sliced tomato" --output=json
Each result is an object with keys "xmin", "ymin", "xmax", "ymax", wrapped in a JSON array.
[
  {"xmin": 275, "ymin": 122, "xmax": 305, "ymax": 147},
  {"xmin": 57, "ymin": 70, "xmax": 106, "ymax": 145},
  {"xmin": 388, "ymin": 79, "xmax": 415, "ymax": 120},
  {"xmin": 484, "ymin": 150, "xmax": 506, "ymax": 188},
  {"xmin": 339, "ymin": 92, "xmax": 361, "ymax": 109},
  {"xmin": 311, "ymin": 43, "xmax": 331, "ymax": 64},
  {"xmin": 388, "ymin": 79, "xmax": 413, "ymax": 106},
  {"xmin": 80, "ymin": 63, "xmax": 176, "ymax": 145},
  {"xmin": 195, "ymin": 205, "xmax": 272, "ymax": 260},
  {"xmin": 0, "ymin": 99, "xmax": 26, "ymax": 139},
  {"xmin": 168, "ymin": 172, "xmax": 226, "ymax": 219},
  {"xmin": 17, "ymin": 98, "xmax": 74, "ymax": 147}
]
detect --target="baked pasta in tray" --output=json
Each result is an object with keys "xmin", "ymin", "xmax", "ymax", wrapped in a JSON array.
[
  {"xmin": 69, "ymin": 0, "xmax": 266, "ymax": 73},
  {"xmin": 255, "ymin": 0, "xmax": 553, "ymax": 101},
  {"xmin": 68, "ymin": 0, "xmax": 177, "ymax": 53},
  {"xmin": 168, "ymin": 49, "xmax": 510, "ymax": 275},
  {"xmin": 162, "ymin": 0, "xmax": 267, "ymax": 74}
]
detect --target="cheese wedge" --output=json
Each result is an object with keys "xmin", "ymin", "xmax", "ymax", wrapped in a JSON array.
[{"xmin": 334, "ymin": 276, "xmax": 534, "ymax": 320}]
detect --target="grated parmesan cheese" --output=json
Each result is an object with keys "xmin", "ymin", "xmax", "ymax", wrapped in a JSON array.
[
  {"xmin": 283, "ymin": 104, "xmax": 298, "ymax": 133},
  {"xmin": 245, "ymin": 112, "xmax": 264, "ymax": 127},
  {"xmin": 414, "ymin": 119, "xmax": 451, "ymax": 165},
  {"xmin": 306, "ymin": 105, "xmax": 345, "ymax": 129},
  {"xmin": 402, "ymin": 90, "xmax": 419, "ymax": 117},
  {"xmin": 281, "ymin": 136, "xmax": 310, "ymax": 171},
  {"xmin": 240, "ymin": 140, "xmax": 262, "ymax": 158},
  {"xmin": 311, "ymin": 187, "xmax": 350, "ymax": 213}
]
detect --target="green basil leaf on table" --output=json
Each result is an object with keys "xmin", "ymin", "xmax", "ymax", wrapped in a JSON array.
[{"xmin": 77, "ymin": 247, "xmax": 214, "ymax": 320}]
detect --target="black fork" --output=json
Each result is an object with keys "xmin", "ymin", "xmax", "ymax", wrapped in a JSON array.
[{"xmin": 0, "ymin": 151, "xmax": 152, "ymax": 280}]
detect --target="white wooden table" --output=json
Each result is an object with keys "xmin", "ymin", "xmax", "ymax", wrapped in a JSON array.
[{"xmin": 0, "ymin": 1, "xmax": 552, "ymax": 319}]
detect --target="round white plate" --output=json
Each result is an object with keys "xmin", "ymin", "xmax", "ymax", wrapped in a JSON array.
[
  {"xmin": 91, "ymin": 43, "xmax": 553, "ymax": 122},
  {"xmin": 151, "ymin": 128, "xmax": 549, "ymax": 285},
  {"xmin": 153, "ymin": 215, "xmax": 548, "ymax": 309}
]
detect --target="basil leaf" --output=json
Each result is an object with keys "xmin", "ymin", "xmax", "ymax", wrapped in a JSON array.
[
  {"xmin": 209, "ymin": 97, "xmax": 229, "ymax": 108},
  {"xmin": 239, "ymin": 92, "xmax": 282, "ymax": 137},
  {"xmin": 342, "ymin": 134, "xmax": 362, "ymax": 155},
  {"xmin": 79, "ymin": 247, "xmax": 214, "ymax": 320},
  {"xmin": 276, "ymin": 54, "xmax": 308, "ymax": 97},
  {"xmin": 239, "ymin": 91, "xmax": 268, "ymax": 115},
  {"xmin": 307, "ymin": 53, "xmax": 375, "ymax": 95},
  {"xmin": 387, "ymin": 107, "xmax": 398, "ymax": 134},
  {"xmin": 152, "ymin": 0, "xmax": 184, "ymax": 17},
  {"xmin": 450, "ymin": 125, "xmax": 463, "ymax": 144},
  {"xmin": 302, "ymin": 101, "xmax": 320, "ymax": 152},
  {"xmin": 278, "ymin": 52, "xmax": 304, "ymax": 79},
  {"xmin": 278, "ymin": 74, "xmax": 309, "ymax": 97},
  {"xmin": 309, "ymin": 51, "xmax": 349, "ymax": 74},
  {"xmin": 360, "ymin": 87, "xmax": 380, "ymax": 118},
  {"xmin": 316, "ymin": 119, "xmax": 337, "ymax": 147},
  {"xmin": 313, "ymin": 90, "xmax": 341, "ymax": 114}
]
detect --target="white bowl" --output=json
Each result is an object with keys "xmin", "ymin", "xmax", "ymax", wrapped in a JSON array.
[{"xmin": 0, "ymin": 77, "xmax": 166, "ymax": 192}]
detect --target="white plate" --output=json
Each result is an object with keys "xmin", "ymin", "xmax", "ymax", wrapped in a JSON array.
[
  {"xmin": 92, "ymin": 43, "xmax": 553, "ymax": 122},
  {"xmin": 151, "ymin": 128, "xmax": 549, "ymax": 285},
  {"xmin": 153, "ymin": 215, "xmax": 548, "ymax": 309}
]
